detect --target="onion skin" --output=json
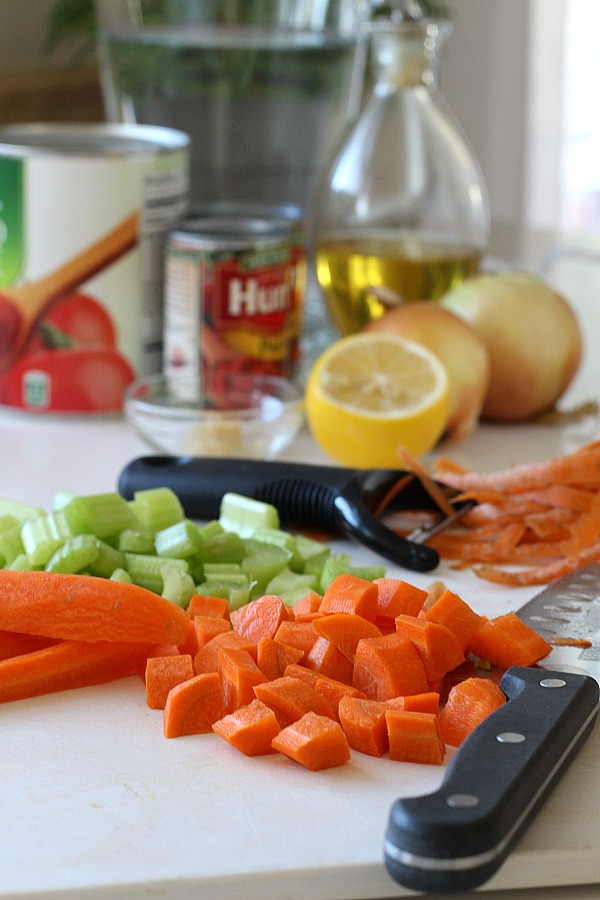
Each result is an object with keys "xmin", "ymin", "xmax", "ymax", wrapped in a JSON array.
[
  {"xmin": 439, "ymin": 271, "xmax": 582, "ymax": 422},
  {"xmin": 365, "ymin": 302, "xmax": 490, "ymax": 441}
]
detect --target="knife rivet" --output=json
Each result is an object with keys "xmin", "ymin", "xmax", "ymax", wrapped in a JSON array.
[
  {"xmin": 540, "ymin": 678, "xmax": 567, "ymax": 688},
  {"xmin": 496, "ymin": 731, "xmax": 526, "ymax": 744},
  {"xmin": 446, "ymin": 793, "xmax": 480, "ymax": 809}
]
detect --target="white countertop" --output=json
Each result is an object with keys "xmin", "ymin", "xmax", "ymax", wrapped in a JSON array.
[{"xmin": 1, "ymin": 226, "xmax": 600, "ymax": 898}]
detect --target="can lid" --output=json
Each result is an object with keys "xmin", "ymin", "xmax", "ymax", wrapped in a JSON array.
[
  {"xmin": 0, "ymin": 123, "xmax": 190, "ymax": 157},
  {"xmin": 172, "ymin": 213, "xmax": 302, "ymax": 248}
]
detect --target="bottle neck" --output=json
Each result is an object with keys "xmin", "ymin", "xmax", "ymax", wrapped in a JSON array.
[{"xmin": 369, "ymin": 19, "xmax": 450, "ymax": 90}]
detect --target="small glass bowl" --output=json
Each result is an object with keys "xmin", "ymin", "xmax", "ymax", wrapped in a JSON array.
[{"xmin": 124, "ymin": 373, "xmax": 304, "ymax": 459}]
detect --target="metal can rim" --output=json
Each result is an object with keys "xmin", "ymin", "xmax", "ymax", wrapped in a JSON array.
[{"xmin": 0, "ymin": 122, "xmax": 190, "ymax": 157}]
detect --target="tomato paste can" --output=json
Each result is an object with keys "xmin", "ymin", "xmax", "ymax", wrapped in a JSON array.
[
  {"xmin": 163, "ymin": 205, "xmax": 305, "ymax": 402},
  {"xmin": 0, "ymin": 122, "xmax": 190, "ymax": 414}
]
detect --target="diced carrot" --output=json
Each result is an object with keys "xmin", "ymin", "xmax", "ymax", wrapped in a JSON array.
[
  {"xmin": 230, "ymin": 594, "xmax": 291, "ymax": 643},
  {"xmin": 193, "ymin": 615, "xmax": 231, "ymax": 648},
  {"xmin": 193, "ymin": 631, "xmax": 257, "ymax": 674},
  {"xmin": 186, "ymin": 593, "xmax": 230, "ymax": 620},
  {"xmin": 0, "ymin": 639, "xmax": 152, "ymax": 703},
  {"xmin": 0, "ymin": 630, "xmax": 59, "ymax": 661},
  {"xmin": 425, "ymin": 589, "xmax": 483, "ymax": 652},
  {"xmin": 305, "ymin": 636, "xmax": 354, "ymax": 684},
  {"xmin": 147, "ymin": 642, "xmax": 180, "ymax": 659},
  {"xmin": 274, "ymin": 620, "xmax": 319, "ymax": 660},
  {"xmin": 212, "ymin": 699, "xmax": 281, "ymax": 756},
  {"xmin": 385, "ymin": 710, "xmax": 446, "ymax": 765},
  {"xmin": 387, "ymin": 691, "xmax": 441, "ymax": 716},
  {"xmin": 394, "ymin": 615, "xmax": 465, "ymax": 681},
  {"xmin": 314, "ymin": 674, "xmax": 367, "ymax": 719},
  {"xmin": 163, "ymin": 671, "xmax": 223, "ymax": 738},
  {"xmin": 374, "ymin": 578, "xmax": 428, "ymax": 618},
  {"xmin": 311, "ymin": 613, "xmax": 382, "ymax": 662},
  {"xmin": 439, "ymin": 677, "xmax": 506, "ymax": 747},
  {"xmin": 217, "ymin": 646, "xmax": 268, "ymax": 715},
  {"xmin": 468, "ymin": 611, "xmax": 552, "ymax": 668},
  {"xmin": 271, "ymin": 711, "xmax": 351, "ymax": 770},
  {"xmin": 253, "ymin": 675, "xmax": 336, "ymax": 728},
  {"xmin": 0, "ymin": 570, "xmax": 189, "ymax": 645},
  {"xmin": 283, "ymin": 663, "xmax": 320, "ymax": 687},
  {"xmin": 294, "ymin": 612, "xmax": 326, "ymax": 623},
  {"xmin": 319, "ymin": 573, "xmax": 379, "ymax": 621},
  {"xmin": 352, "ymin": 633, "xmax": 429, "ymax": 700},
  {"xmin": 292, "ymin": 590, "xmax": 323, "ymax": 616},
  {"xmin": 256, "ymin": 636, "xmax": 304, "ymax": 681},
  {"xmin": 374, "ymin": 616, "xmax": 398, "ymax": 636},
  {"xmin": 338, "ymin": 695, "xmax": 390, "ymax": 757},
  {"xmin": 177, "ymin": 618, "xmax": 199, "ymax": 657},
  {"xmin": 145, "ymin": 654, "xmax": 195, "ymax": 709}
]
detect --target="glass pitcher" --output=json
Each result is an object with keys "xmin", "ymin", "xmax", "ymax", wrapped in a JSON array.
[
  {"xmin": 94, "ymin": 0, "xmax": 371, "ymax": 225},
  {"xmin": 314, "ymin": 1, "xmax": 490, "ymax": 336}
]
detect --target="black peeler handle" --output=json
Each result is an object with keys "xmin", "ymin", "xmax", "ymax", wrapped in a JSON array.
[{"xmin": 117, "ymin": 456, "xmax": 441, "ymax": 572}]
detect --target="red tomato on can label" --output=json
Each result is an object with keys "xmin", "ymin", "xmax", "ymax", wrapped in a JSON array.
[
  {"xmin": 43, "ymin": 293, "xmax": 117, "ymax": 349},
  {"xmin": 0, "ymin": 348, "xmax": 135, "ymax": 413}
]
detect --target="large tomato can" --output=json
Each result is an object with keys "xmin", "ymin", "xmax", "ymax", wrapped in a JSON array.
[
  {"xmin": 164, "ymin": 206, "xmax": 305, "ymax": 402},
  {"xmin": 0, "ymin": 123, "xmax": 189, "ymax": 414}
]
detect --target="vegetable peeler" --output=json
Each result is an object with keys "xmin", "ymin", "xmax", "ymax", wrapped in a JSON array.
[{"xmin": 117, "ymin": 456, "xmax": 473, "ymax": 572}]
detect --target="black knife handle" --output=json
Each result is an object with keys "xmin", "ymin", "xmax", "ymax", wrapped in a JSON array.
[{"xmin": 384, "ymin": 666, "xmax": 599, "ymax": 894}]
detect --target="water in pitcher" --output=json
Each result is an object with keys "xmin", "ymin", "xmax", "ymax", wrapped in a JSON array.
[{"xmin": 98, "ymin": 26, "xmax": 358, "ymax": 210}]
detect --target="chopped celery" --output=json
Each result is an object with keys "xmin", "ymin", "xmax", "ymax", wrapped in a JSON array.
[
  {"xmin": 199, "ymin": 531, "xmax": 246, "ymax": 565},
  {"xmin": 124, "ymin": 552, "xmax": 189, "ymax": 593},
  {"xmin": 242, "ymin": 545, "xmax": 292, "ymax": 599},
  {"xmin": 21, "ymin": 511, "xmax": 76, "ymax": 567},
  {"xmin": 131, "ymin": 487, "xmax": 184, "ymax": 532},
  {"xmin": 86, "ymin": 540, "xmax": 127, "ymax": 579},
  {"xmin": 197, "ymin": 520, "xmax": 224, "ymax": 539},
  {"xmin": 63, "ymin": 493, "xmax": 138, "ymax": 540},
  {"xmin": 160, "ymin": 561, "xmax": 196, "ymax": 608},
  {"xmin": 155, "ymin": 519, "xmax": 201, "ymax": 559},
  {"xmin": 219, "ymin": 492, "xmax": 279, "ymax": 537},
  {"xmin": 252, "ymin": 527, "xmax": 302, "ymax": 570},
  {"xmin": 7, "ymin": 553, "xmax": 39, "ymax": 571},
  {"xmin": 318, "ymin": 553, "xmax": 353, "ymax": 593},
  {"xmin": 0, "ymin": 497, "xmax": 44, "ymax": 523},
  {"xmin": 348, "ymin": 564, "xmax": 387, "ymax": 581},
  {"xmin": 265, "ymin": 567, "xmax": 318, "ymax": 603},
  {"xmin": 109, "ymin": 567, "xmax": 133, "ymax": 583},
  {"xmin": 294, "ymin": 533, "xmax": 331, "ymax": 572},
  {"xmin": 195, "ymin": 581, "xmax": 250, "ymax": 611},
  {"xmin": 52, "ymin": 491, "xmax": 77, "ymax": 511},
  {"xmin": 0, "ymin": 514, "xmax": 20, "ymax": 533},
  {"xmin": 0, "ymin": 525, "xmax": 26, "ymax": 567},
  {"xmin": 117, "ymin": 528, "xmax": 156, "ymax": 554},
  {"xmin": 45, "ymin": 534, "xmax": 100, "ymax": 573}
]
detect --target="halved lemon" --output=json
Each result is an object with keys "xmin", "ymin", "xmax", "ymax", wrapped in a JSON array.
[{"xmin": 304, "ymin": 332, "xmax": 450, "ymax": 468}]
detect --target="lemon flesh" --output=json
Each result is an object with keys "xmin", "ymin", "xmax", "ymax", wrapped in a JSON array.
[{"xmin": 305, "ymin": 333, "xmax": 450, "ymax": 468}]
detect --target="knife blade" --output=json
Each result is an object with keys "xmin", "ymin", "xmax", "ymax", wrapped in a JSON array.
[{"xmin": 383, "ymin": 562, "xmax": 600, "ymax": 895}]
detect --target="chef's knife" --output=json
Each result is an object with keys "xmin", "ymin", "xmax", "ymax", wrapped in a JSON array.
[{"xmin": 384, "ymin": 562, "xmax": 600, "ymax": 895}]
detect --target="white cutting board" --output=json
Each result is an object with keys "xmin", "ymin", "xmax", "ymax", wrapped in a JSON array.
[{"xmin": 1, "ymin": 314, "xmax": 600, "ymax": 899}]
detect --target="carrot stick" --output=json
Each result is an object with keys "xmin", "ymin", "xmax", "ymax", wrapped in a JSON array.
[
  {"xmin": 0, "ymin": 630, "xmax": 59, "ymax": 661},
  {"xmin": 385, "ymin": 709, "xmax": 446, "ymax": 765},
  {"xmin": 0, "ymin": 639, "xmax": 152, "ymax": 703},
  {"xmin": 0, "ymin": 570, "xmax": 189, "ymax": 645},
  {"xmin": 145, "ymin": 654, "xmax": 195, "ymax": 709},
  {"xmin": 271, "ymin": 711, "xmax": 351, "ymax": 770},
  {"xmin": 212, "ymin": 699, "xmax": 281, "ymax": 755},
  {"xmin": 163, "ymin": 671, "xmax": 223, "ymax": 738}
]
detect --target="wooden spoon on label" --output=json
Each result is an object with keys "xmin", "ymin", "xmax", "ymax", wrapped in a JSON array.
[{"xmin": 0, "ymin": 210, "xmax": 139, "ymax": 372}]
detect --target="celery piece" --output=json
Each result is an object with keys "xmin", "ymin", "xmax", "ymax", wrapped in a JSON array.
[
  {"xmin": 125, "ymin": 552, "xmax": 189, "ymax": 593},
  {"xmin": 195, "ymin": 581, "xmax": 250, "ymax": 611},
  {"xmin": 110, "ymin": 567, "xmax": 133, "ymax": 583},
  {"xmin": 21, "ymin": 510, "xmax": 76, "ymax": 567},
  {"xmin": 0, "ymin": 497, "xmax": 45, "ymax": 524},
  {"xmin": 45, "ymin": 534, "xmax": 100, "ymax": 574},
  {"xmin": 199, "ymin": 531, "xmax": 246, "ymax": 565},
  {"xmin": 295, "ymin": 534, "xmax": 331, "ymax": 572},
  {"xmin": 203, "ymin": 563, "xmax": 243, "ymax": 577},
  {"xmin": 7, "ymin": 553, "xmax": 38, "ymax": 571},
  {"xmin": 63, "ymin": 493, "xmax": 138, "ymax": 541},
  {"xmin": 117, "ymin": 528, "xmax": 156, "ymax": 555},
  {"xmin": 219, "ymin": 492, "xmax": 279, "ymax": 538},
  {"xmin": 0, "ymin": 514, "xmax": 20, "ymax": 533},
  {"xmin": 241, "ymin": 545, "xmax": 292, "ymax": 599},
  {"xmin": 348, "ymin": 564, "xmax": 387, "ymax": 581},
  {"xmin": 0, "ymin": 525, "xmax": 26, "ymax": 567},
  {"xmin": 52, "ymin": 491, "xmax": 77, "ymax": 511},
  {"xmin": 197, "ymin": 520, "xmax": 224, "ymax": 540},
  {"xmin": 204, "ymin": 572, "xmax": 249, "ymax": 586},
  {"xmin": 155, "ymin": 519, "xmax": 201, "ymax": 560},
  {"xmin": 265, "ymin": 567, "xmax": 318, "ymax": 604},
  {"xmin": 160, "ymin": 561, "xmax": 197, "ymax": 608},
  {"xmin": 131, "ymin": 487, "xmax": 185, "ymax": 532},
  {"xmin": 318, "ymin": 553, "xmax": 352, "ymax": 593},
  {"xmin": 86, "ymin": 540, "xmax": 127, "ymax": 579},
  {"xmin": 303, "ymin": 552, "xmax": 329, "ymax": 581},
  {"xmin": 252, "ymin": 527, "xmax": 302, "ymax": 571}
]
